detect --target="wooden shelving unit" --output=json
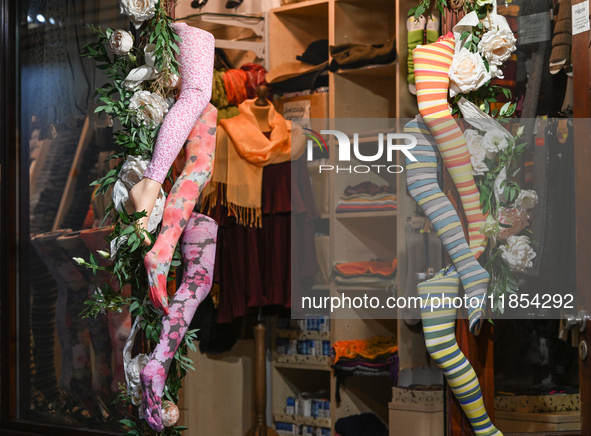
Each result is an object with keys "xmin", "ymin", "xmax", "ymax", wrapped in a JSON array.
[{"xmin": 269, "ymin": 0, "xmax": 426, "ymax": 434}]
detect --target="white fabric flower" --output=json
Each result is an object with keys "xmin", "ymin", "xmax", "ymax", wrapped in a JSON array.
[
  {"xmin": 119, "ymin": 0, "xmax": 157, "ymax": 29},
  {"xmin": 483, "ymin": 129, "xmax": 509, "ymax": 154},
  {"xmin": 478, "ymin": 28, "xmax": 516, "ymax": 68},
  {"xmin": 479, "ymin": 214, "xmax": 500, "ymax": 238},
  {"xmin": 465, "ymin": 129, "xmax": 489, "ymax": 176},
  {"xmin": 131, "ymin": 385, "xmax": 143, "ymax": 406},
  {"xmin": 112, "ymin": 155, "xmax": 166, "ymax": 232},
  {"xmin": 497, "ymin": 207, "xmax": 530, "ymax": 242},
  {"xmin": 489, "ymin": 64, "xmax": 504, "ymax": 79},
  {"xmin": 515, "ymin": 189, "xmax": 538, "ymax": 210},
  {"xmin": 124, "ymin": 66, "xmax": 157, "ymax": 91},
  {"xmin": 494, "ymin": 166, "xmax": 507, "ymax": 204},
  {"xmin": 109, "ymin": 29, "xmax": 134, "ymax": 56},
  {"xmin": 162, "ymin": 401, "xmax": 180, "ymax": 427},
  {"xmin": 449, "ymin": 48, "xmax": 492, "ymax": 97},
  {"xmin": 126, "ymin": 353, "xmax": 149, "ymax": 405},
  {"xmin": 128, "ymin": 90, "xmax": 168, "ymax": 128},
  {"xmin": 499, "ymin": 235, "xmax": 536, "ymax": 273},
  {"xmin": 476, "ymin": 0, "xmax": 494, "ymax": 6},
  {"xmin": 165, "ymin": 73, "xmax": 181, "ymax": 89}
]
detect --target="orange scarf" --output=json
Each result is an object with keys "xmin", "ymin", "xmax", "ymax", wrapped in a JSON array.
[{"xmin": 203, "ymin": 99, "xmax": 304, "ymax": 226}]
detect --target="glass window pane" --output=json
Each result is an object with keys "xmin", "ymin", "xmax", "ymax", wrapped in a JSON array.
[{"xmin": 21, "ymin": 0, "xmax": 128, "ymax": 429}]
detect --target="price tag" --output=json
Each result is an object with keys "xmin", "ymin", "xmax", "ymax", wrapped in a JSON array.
[{"xmin": 573, "ymin": 0, "xmax": 590, "ymax": 36}]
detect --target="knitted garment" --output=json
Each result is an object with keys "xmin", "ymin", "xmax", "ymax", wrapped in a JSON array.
[
  {"xmin": 144, "ymin": 23, "xmax": 215, "ymax": 184},
  {"xmin": 332, "ymin": 336, "xmax": 397, "ymax": 364},
  {"xmin": 404, "ymin": 117, "xmax": 488, "ymax": 334},
  {"xmin": 419, "ymin": 268, "xmax": 502, "ymax": 436},
  {"xmin": 202, "ymin": 99, "xmax": 305, "ymax": 227},
  {"xmin": 413, "ymin": 33, "xmax": 488, "ymax": 257}
]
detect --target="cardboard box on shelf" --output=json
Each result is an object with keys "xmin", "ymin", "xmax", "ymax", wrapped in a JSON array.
[{"xmin": 275, "ymin": 92, "xmax": 329, "ymax": 124}]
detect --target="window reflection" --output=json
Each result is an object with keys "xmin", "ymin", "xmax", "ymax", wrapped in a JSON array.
[{"xmin": 22, "ymin": 0, "xmax": 128, "ymax": 429}]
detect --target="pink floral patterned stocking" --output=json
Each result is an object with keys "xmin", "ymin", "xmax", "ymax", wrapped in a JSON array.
[{"xmin": 140, "ymin": 213, "xmax": 217, "ymax": 431}]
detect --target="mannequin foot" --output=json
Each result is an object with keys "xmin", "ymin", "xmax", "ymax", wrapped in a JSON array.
[
  {"xmin": 129, "ymin": 178, "xmax": 162, "ymax": 245},
  {"xmin": 140, "ymin": 360, "xmax": 165, "ymax": 432}
]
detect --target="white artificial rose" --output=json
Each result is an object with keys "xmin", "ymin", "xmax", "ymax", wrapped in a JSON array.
[
  {"xmin": 162, "ymin": 401, "xmax": 180, "ymax": 427},
  {"xmin": 112, "ymin": 155, "xmax": 166, "ymax": 232},
  {"xmin": 515, "ymin": 189, "xmax": 539, "ymax": 210},
  {"xmin": 109, "ymin": 29, "xmax": 134, "ymax": 56},
  {"xmin": 123, "ymin": 65, "xmax": 158, "ymax": 92},
  {"xmin": 449, "ymin": 48, "xmax": 492, "ymax": 97},
  {"xmin": 465, "ymin": 129, "xmax": 489, "ymax": 176},
  {"xmin": 483, "ymin": 129, "xmax": 509, "ymax": 154},
  {"xmin": 499, "ymin": 235, "xmax": 536, "ymax": 273},
  {"xmin": 131, "ymin": 386, "xmax": 143, "ymax": 406},
  {"xmin": 478, "ymin": 28, "xmax": 516, "ymax": 67},
  {"xmin": 127, "ymin": 353, "xmax": 149, "ymax": 386},
  {"xmin": 119, "ymin": 155, "xmax": 148, "ymax": 189},
  {"xmin": 129, "ymin": 90, "xmax": 168, "ymax": 128},
  {"xmin": 479, "ymin": 214, "xmax": 500, "ymax": 238},
  {"xmin": 489, "ymin": 64, "xmax": 504, "ymax": 79},
  {"xmin": 476, "ymin": 0, "xmax": 494, "ymax": 6},
  {"xmin": 494, "ymin": 166, "xmax": 507, "ymax": 204},
  {"xmin": 119, "ymin": 0, "xmax": 158, "ymax": 29},
  {"xmin": 165, "ymin": 73, "xmax": 181, "ymax": 89}
]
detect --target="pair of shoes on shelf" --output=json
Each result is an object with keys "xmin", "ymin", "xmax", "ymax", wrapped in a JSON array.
[{"xmin": 190, "ymin": 0, "xmax": 244, "ymax": 9}]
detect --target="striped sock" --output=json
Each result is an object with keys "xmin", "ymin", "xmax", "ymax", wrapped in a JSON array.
[
  {"xmin": 419, "ymin": 268, "xmax": 502, "ymax": 436},
  {"xmin": 405, "ymin": 117, "xmax": 488, "ymax": 334},
  {"xmin": 413, "ymin": 33, "xmax": 488, "ymax": 257}
]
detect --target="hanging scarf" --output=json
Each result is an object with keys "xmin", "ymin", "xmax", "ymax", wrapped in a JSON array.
[{"xmin": 202, "ymin": 99, "xmax": 305, "ymax": 227}]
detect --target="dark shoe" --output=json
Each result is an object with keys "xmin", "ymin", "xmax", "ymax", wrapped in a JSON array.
[{"xmin": 226, "ymin": 0, "xmax": 244, "ymax": 9}]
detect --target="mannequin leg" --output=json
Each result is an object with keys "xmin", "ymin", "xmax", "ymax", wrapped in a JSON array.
[
  {"xmin": 418, "ymin": 268, "xmax": 502, "ymax": 436},
  {"xmin": 141, "ymin": 212, "xmax": 218, "ymax": 431},
  {"xmin": 405, "ymin": 117, "xmax": 488, "ymax": 334},
  {"xmin": 413, "ymin": 33, "xmax": 488, "ymax": 256},
  {"xmin": 131, "ymin": 24, "xmax": 215, "ymax": 244},
  {"xmin": 144, "ymin": 103, "xmax": 217, "ymax": 315}
]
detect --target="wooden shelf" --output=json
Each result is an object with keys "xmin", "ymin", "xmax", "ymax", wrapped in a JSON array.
[
  {"xmin": 271, "ymin": 0, "xmax": 329, "ymax": 16},
  {"xmin": 274, "ymin": 362, "xmax": 332, "ymax": 371},
  {"xmin": 336, "ymin": 210, "xmax": 397, "ymax": 219},
  {"xmin": 336, "ymin": 61, "xmax": 398, "ymax": 77},
  {"xmin": 335, "ymin": 284, "xmax": 392, "ymax": 291},
  {"xmin": 312, "ymin": 284, "xmax": 330, "ymax": 290},
  {"xmin": 273, "ymin": 412, "xmax": 331, "ymax": 428}
]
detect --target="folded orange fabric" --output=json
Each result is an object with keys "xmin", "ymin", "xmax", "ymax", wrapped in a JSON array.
[
  {"xmin": 334, "ymin": 259, "xmax": 397, "ymax": 277},
  {"xmin": 332, "ymin": 336, "xmax": 397, "ymax": 364}
]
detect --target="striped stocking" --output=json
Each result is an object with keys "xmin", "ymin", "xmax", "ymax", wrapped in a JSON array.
[
  {"xmin": 413, "ymin": 33, "xmax": 488, "ymax": 256},
  {"xmin": 419, "ymin": 267, "xmax": 502, "ymax": 436},
  {"xmin": 405, "ymin": 117, "xmax": 488, "ymax": 334}
]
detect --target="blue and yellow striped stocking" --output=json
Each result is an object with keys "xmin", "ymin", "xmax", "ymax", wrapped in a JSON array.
[
  {"xmin": 419, "ymin": 267, "xmax": 502, "ymax": 436},
  {"xmin": 405, "ymin": 117, "xmax": 489, "ymax": 335}
]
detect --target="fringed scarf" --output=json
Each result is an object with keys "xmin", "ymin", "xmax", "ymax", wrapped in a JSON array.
[{"xmin": 202, "ymin": 99, "xmax": 304, "ymax": 227}]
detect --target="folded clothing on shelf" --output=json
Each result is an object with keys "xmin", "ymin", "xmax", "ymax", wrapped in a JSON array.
[
  {"xmin": 335, "ymin": 413, "xmax": 389, "ymax": 436},
  {"xmin": 332, "ymin": 336, "xmax": 397, "ymax": 364},
  {"xmin": 336, "ymin": 181, "xmax": 397, "ymax": 213},
  {"xmin": 333, "ymin": 259, "xmax": 397, "ymax": 285},
  {"xmin": 331, "ymin": 337, "xmax": 399, "ymax": 403},
  {"xmin": 329, "ymin": 36, "xmax": 397, "ymax": 72}
]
